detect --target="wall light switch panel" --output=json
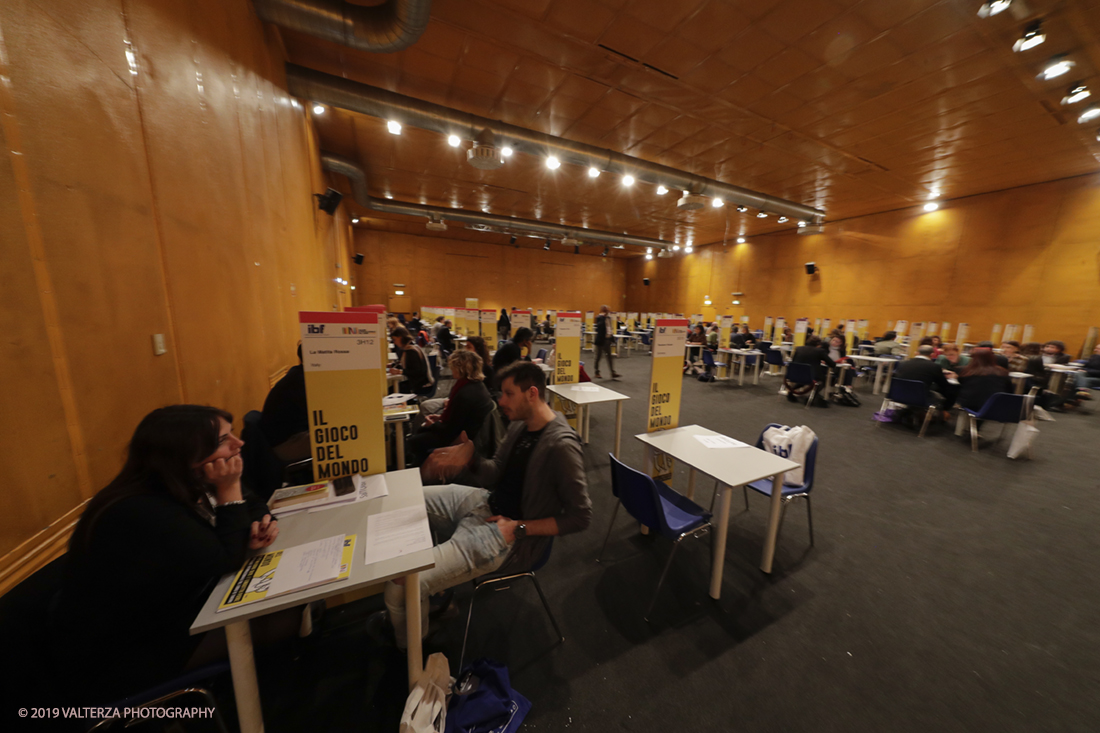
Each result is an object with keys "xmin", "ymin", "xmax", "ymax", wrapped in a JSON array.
[{"xmin": 152, "ymin": 333, "xmax": 167, "ymax": 355}]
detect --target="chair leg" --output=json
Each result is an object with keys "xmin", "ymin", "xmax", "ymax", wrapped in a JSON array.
[
  {"xmin": 996, "ymin": 422, "xmax": 1008, "ymax": 445},
  {"xmin": 804, "ymin": 385, "xmax": 817, "ymax": 410},
  {"xmin": 459, "ymin": 583, "xmax": 480, "ymax": 671},
  {"xmin": 596, "ymin": 501, "xmax": 622, "ymax": 563},
  {"xmin": 644, "ymin": 538, "xmax": 682, "ymax": 622},
  {"xmin": 743, "ymin": 484, "xmax": 749, "ymax": 511},
  {"xmin": 918, "ymin": 406, "xmax": 934, "ymax": 437},
  {"xmin": 528, "ymin": 573, "xmax": 564, "ymax": 643},
  {"xmin": 804, "ymin": 495, "xmax": 814, "ymax": 547},
  {"xmin": 969, "ymin": 414, "xmax": 979, "ymax": 452}
]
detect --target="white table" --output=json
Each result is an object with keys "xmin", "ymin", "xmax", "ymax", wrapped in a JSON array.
[
  {"xmin": 719, "ymin": 348, "xmax": 764, "ymax": 385},
  {"xmin": 191, "ymin": 469, "xmax": 434, "ymax": 733},
  {"xmin": 384, "ymin": 404, "xmax": 420, "ymax": 469},
  {"xmin": 613, "ymin": 333, "xmax": 631, "ymax": 357},
  {"xmin": 1010, "ymin": 371, "xmax": 1032, "ymax": 395},
  {"xmin": 547, "ymin": 382, "xmax": 629, "ymax": 457},
  {"xmin": 847, "ymin": 354, "xmax": 898, "ymax": 394},
  {"xmin": 386, "ymin": 372, "xmax": 403, "ymax": 394},
  {"xmin": 634, "ymin": 425, "xmax": 800, "ymax": 590},
  {"xmin": 1047, "ymin": 363, "xmax": 1082, "ymax": 395}
]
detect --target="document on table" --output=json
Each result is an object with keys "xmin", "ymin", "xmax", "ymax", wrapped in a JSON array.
[
  {"xmin": 266, "ymin": 534, "xmax": 345, "ymax": 598},
  {"xmin": 306, "ymin": 473, "xmax": 389, "ymax": 513},
  {"xmin": 363, "ymin": 504, "xmax": 433, "ymax": 565},
  {"xmin": 694, "ymin": 434, "xmax": 749, "ymax": 449},
  {"xmin": 574, "ymin": 385, "xmax": 600, "ymax": 392}
]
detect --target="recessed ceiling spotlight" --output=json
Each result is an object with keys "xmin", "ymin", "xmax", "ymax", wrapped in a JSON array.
[
  {"xmin": 977, "ymin": 0, "xmax": 1012, "ymax": 18},
  {"xmin": 1062, "ymin": 82, "xmax": 1090, "ymax": 105},
  {"xmin": 1013, "ymin": 21, "xmax": 1045, "ymax": 52},
  {"xmin": 685, "ymin": 246, "xmax": 693, "ymax": 253},
  {"xmin": 501, "ymin": 146, "xmax": 513, "ymax": 157},
  {"xmin": 756, "ymin": 211, "xmax": 768, "ymax": 218},
  {"xmin": 656, "ymin": 185, "xmax": 668, "ymax": 195},
  {"xmin": 351, "ymin": 217, "xmax": 359, "ymax": 224},
  {"xmin": 1077, "ymin": 106, "xmax": 1100, "ymax": 124},
  {"xmin": 646, "ymin": 247, "xmax": 652, "ymax": 254},
  {"xmin": 546, "ymin": 156, "xmax": 561, "ymax": 169},
  {"xmin": 622, "ymin": 174, "xmax": 635, "ymax": 186},
  {"xmin": 736, "ymin": 205, "xmax": 748, "ymax": 213},
  {"xmin": 384, "ymin": 194, "xmax": 393, "ymax": 199},
  {"xmin": 672, "ymin": 245, "xmax": 680, "ymax": 251},
  {"xmin": 777, "ymin": 216, "xmax": 789, "ymax": 223},
  {"xmin": 712, "ymin": 197, "xmax": 724, "ymax": 208},
  {"xmin": 703, "ymin": 296, "xmax": 711, "ymax": 305},
  {"xmin": 798, "ymin": 220, "xmax": 808, "ymax": 227},
  {"xmin": 732, "ymin": 299, "xmax": 740, "ymax": 305},
  {"xmin": 447, "ymin": 134, "xmax": 461, "ymax": 147},
  {"xmin": 924, "ymin": 202, "xmax": 940, "ymax": 212},
  {"xmin": 588, "ymin": 167, "xmax": 600, "ymax": 178},
  {"xmin": 312, "ymin": 103, "xmax": 325, "ymax": 115},
  {"xmin": 387, "ymin": 120, "xmax": 402, "ymax": 135},
  {"xmin": 1040, "ymin": 55, "xmax": 1074, "ymax": 81},
  {"xmin": 736, "ymin": 236, "xmax": 746, "ymax": 243},
  {"xmin": 350, "ymin": 285, "xmax": 356, "ymax": 290},
  {"xmin": 646, "ymin": 253, "xmax": 653, "ymax": 260}
]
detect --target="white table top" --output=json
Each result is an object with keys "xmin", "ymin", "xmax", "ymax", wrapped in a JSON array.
[
  {"xmin": 387, "ymin": 373, "xmax": 404, "ymax": 382},
  {"xmin": 1009, "ymin": 371, "xmax": 1031, "ymax": 379},
  {"xmin": 613, "ymin": 333, "xmax": 630, "ymax": 339},
  {"xmin": 848, "ymin": 354, "xmax": 898, "ymax": 363},
  {"xmin": 719, "ymin": 348, "xmax": 763, "ymax": 355},
  {"xmin": 634, "ymin": 424, "xmax": 799, "ymax": 488},
  {"xmin": 547, "ymin": 382, "xmax": 630, "ymax": 405},
  {"xmin": 1047, "ymin": 364, "xmax": 1082, "ymax": 372},
  {"xmin": 190, "ymin": 468, "xmax": 434, "ymax": 634}
]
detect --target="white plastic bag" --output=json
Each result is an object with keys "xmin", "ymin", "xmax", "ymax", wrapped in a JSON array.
[
  {"xmin": 762, "ymin": 425, "xmax": 816, "ymax": 485},
  {"xmin": 399, "ymin": 652, "xmax": 451, "ymax": 733},
  {"xmin": 1007, "ymin": 423, "xmax": 1038, "ymax": 460}
]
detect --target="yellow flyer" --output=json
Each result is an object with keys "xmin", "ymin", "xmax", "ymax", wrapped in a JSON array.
[
  {"xmin": 647, "ymin": 318, "xmax": 687, "ymax": 483},
  {"xmin": 218, "ymin": 535, "xmax": 357, "ymax": 611},
  {"xmin": 300, "ymin": 311, "xmax": 384, "ymax": 480}
]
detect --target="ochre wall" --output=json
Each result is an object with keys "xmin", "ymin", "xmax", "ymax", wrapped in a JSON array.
[
  {"xmin": 351, "ymin": 230, "xmax": 628, "ymax": 316},
  {"xmin": 0, "ymin": 0, "xmax": 350, "ymax": 590},
  {"xmin": 626, "ymin": 174, "xmax": 1100, "ymax": 350}
]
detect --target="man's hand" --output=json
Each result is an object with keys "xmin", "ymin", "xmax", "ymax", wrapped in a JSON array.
[
  {"xmin": 249, "ymin": 514, "xmax": 279, "ymax": 549},
  {"xmin": 423, "ymin": 413, "xmax": 441, "ymax": 426},
  {"xmin": 487, "ymin": 515, "xmax": 518, "ymax": 544},
  {"xmin": 388, "ymin": 367, "xmax": 403, "ymax": 376},
  {"xmin": 422, "ymin": 431, "xmax": 475, "ymax": 480}
]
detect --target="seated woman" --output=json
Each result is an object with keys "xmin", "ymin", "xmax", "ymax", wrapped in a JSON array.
[
  {"xmin": 687, "ymin": 324, "xmax": 706, "ymax": 344},
  {"xmin": 466, "ymin": 335, "xmax": 495, "ymax": 389},
  {"xmin": 919, "ymin": 336, "xmax": 942, "ymax": 359},
  {"xmin": 788, "ymin": 335, "xmax": 834, "ymax": 404},
  {"xmin": 935, "ymin": 343, "xmax": 969, "ymax": 374},
  {"xmin": 50, "ymin": 406, "xmax": 283, "ymax": 703},
  {"xmin": 826, "ymin": 334, "xmax": 854, "ymax": 386},
  {"xmin": 406, "ymin": 350, "xmax": 494, "ymax": 466},
  {"xmin": 706, "ymin": 324, "xmax": 720, "ymax": 350},
  {"xmin": 957, "ymin": 348, "xmax": 1012, "ymax": 412},
  {"xmin": 391, "ymin": 326, "xmax": 435, "ymax": 398}
]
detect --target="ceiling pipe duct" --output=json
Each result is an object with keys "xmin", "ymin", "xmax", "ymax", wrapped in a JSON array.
[
  {"xmin": 254, "ymin": 0, "xmax": 432, "ymax": 54},
  {"xmin": 290, "ymin": 64, "xmax": 825, "ymax": 223},
  {"xmin": 321, "ymin": 151, "xmax": 676, "ymax": 251}
]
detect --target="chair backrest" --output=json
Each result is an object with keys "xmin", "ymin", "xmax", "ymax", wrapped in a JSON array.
[
  {"xmin": 754, "ymin": 424, "xmax": 818, "ymax": 491},
  {"xmin": 701, "ymin": 349, "xmax": 716, "ymax": 367},
  {"xmin": 641, "ymin": 333, "xmax": 651, "ymax": 345},
  {"xmin": 765, "ymin": 348, "xmax": 785, "ymax": 366},
  {"xmin": 536, "ymin": 348, "xmax": 548, "ymax": 361},
  {"xmin": 886, "ymin": 378, "xmax": 930, "ymax": 407},
  {"xmin": 785, "ymin": 361, "xmax": 814, "ymax": 385},
  {"xmin": 608, "ymin": 454, "xmax": 661, "ymax": 529},
  {"xmin": 758, "ymin": 340, "xmax": 772, "ymax": 351},
  {"xmin": 976, "ymin": 392, "xmax": 1027, "ymax": 423}
]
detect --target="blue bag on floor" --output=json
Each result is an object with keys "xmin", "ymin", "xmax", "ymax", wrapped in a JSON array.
[{"xmin": 446, "ymin": 658, "xmax": 531, "ymax": 733}]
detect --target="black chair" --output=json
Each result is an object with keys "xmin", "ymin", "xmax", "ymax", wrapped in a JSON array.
[{"xmin": 240, "ymin": 410, "xmax": 311, "ymax": 501}]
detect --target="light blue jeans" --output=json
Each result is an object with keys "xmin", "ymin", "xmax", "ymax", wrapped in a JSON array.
[{"xmin": 384, "ymin": 484, "xmax": 512, "ymax": 647}]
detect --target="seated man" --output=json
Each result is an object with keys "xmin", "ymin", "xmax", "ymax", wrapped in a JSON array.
[
  {"xmin": 260, "ymin": 344, "xmax": 309, "ymax": 462},
  {"xmin": 390, "ymin": 326, "xmax": 434, "ymax": 398},
  {"xmin": 492, "ymin": 326, "xmax": 534, "ymax": 376},
  {"xmin": 894, "ymin": 344, "xmax": 958, "ymax": 412},
  {"xmin": 874, "ymin": 330, "xmax": 903, "ymax": 356},
  {"xmin": 788, "ymin": 335, "xmax": 834, "ymax": 404},
  {"xmin": 379, "ymin": 362, "xmax": 591, "ymax": 648}
]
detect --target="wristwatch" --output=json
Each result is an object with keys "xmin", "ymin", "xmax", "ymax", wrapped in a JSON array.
[{"xmin": 515, "ymin": 523, "xmax": 527, "ymax": 540}]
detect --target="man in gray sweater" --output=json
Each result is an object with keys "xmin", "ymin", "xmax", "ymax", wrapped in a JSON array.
[{"xmin": 381, "ymin": 361, "xmax": 592, "ymax": 648}]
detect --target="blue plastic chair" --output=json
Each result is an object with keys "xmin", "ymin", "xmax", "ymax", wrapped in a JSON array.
[
  {"xmin": 883, "ymin": 378, "xmax": 937, "ymax": 437},
  {"xmin": 459, "ymin": 537, "xmax": 562, "ymax": 670},
  {"xmin": 961, "ymin": 392, "xmax": 1028, "ymax": 453},
  {"xmin": 701, "ymin": 348, "xmax": 726, "ymax": 380},
  {"xmin": 535, "ymin": 348, "xmax": 548, "ymax": 361},
  {"xmin": 601, "ymin": 455, "xmax": 712, "ymax": 621},
  {"xmin": 740, "ymin": 423, "xmax": 818, "ymax": 548},
  {"xmin": 784, "ymin": 361, "xmax": 820, "ymax": 409}
]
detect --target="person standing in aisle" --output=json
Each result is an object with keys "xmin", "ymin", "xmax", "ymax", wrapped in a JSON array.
[{"xmin": 594, "ymin": 304, "xmax": 621, "ymax": 379}]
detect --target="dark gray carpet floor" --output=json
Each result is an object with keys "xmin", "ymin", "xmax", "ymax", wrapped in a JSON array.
[{"xmin": 249, "ymin": 349, "xmax": 1100, "ymax": 733}]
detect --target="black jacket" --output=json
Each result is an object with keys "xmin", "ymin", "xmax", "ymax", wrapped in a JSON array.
[
  {"xmin": 894, "ymin": 357, "xmax": 950, "ymax": 394},
  {"xmin": 791, "ymin": 345, "xmax": 834, "ymax": 381},
  {"xmin": 260, "ymin": 364, "xmax": 307, "ymax": 447},
  {"xmin": 437, "ymin": 327, "xmax": 455, "ymax": 353},
  {"xmin": 1085, "ymin": 354, "xmax": 1100, "ymax": 378},
  {"xmin": 957, "ymin": 373, "xmax": 1013, "ymax": 412},
  {"xmin": 492, "ymin": 340, "xmax": 528, "ymax": 376},
  {"xmin": 416, "ymin": 380, "xmax": 494, "ymax": 445},
  {"xmin": 594, "ymin": 314, "xmax": 611, "ymax": 346},
  {"xmin": 399, "ymin": 343, "xmax": 433, "ymax": 394}
]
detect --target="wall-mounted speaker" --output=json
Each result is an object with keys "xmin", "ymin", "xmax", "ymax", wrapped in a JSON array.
[
  {"xmin": 353, "ymin": 253, "xmax": 365, "ymax": 265},
  {"xmin": 643, "ymin": 277, "xmax": 650, "ymax": 286},
  {"xmin": 805, "ymin": 262, "xmax": 817, "ymax": 275}
]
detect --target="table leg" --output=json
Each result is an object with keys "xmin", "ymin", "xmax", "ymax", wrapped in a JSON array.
[
  {"xmin": 873, "ymin": 363, "xmax": 884, "ymax": 395},
  {"xmin": 583, "ymin": 405, "xmax": 591, "ymax": 444},
  {"xmin": 614, "ymin": 402, "xmax": 622, "ymax": 458},
  {"xmin": 759, "ymin": 474, "xmax": 784, "ymax": 574},
  {"xmin": 226, "ymin": 620, "xmax": 264, "ymax": 733},
  {"xmin": 738, "ymin": 356, "xmax": 746, "ymax": 386},
  {"xmin": 883, "ymin": 363, "xmax": 895, "ymax": 395},
  {"xmin": 395, "ymin": 422, "xmax": 405, "ymax": 470},
  {"xmin": 824, "ymin": 369, "xmax": 834, "ymax": 399},
  {"xmin": 709, "ymin": 483, "xmax": 731, "ymax": 599},
  {"xmin": 405, "ymin": 572, "xmax": 422, "ymax": 689},
  {"xmin": 754, "ymin": 357, "xmax": 762, "ymax": 385},
  {"xmin": 687, "ymin": 468, "xmax": 696, "ymax": 500}
]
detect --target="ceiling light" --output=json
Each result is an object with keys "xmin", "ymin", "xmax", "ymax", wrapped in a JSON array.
[
  {"xmin": 736, "ymin": 206, "xmax": 748, "ymax": 213},
  {"xmin": 685, "ymin": 246, "xmax": 693, "ymax": 253},
  {"xmin": 736, "ymin": 236, "xmax": 746, "ymax": 243},
  {"xmin": 1013, "ymin": 21, "xmax": 1045, "ymax": 52},
  {"xmin": 1077, "ymin": 106, "xmax": 1100, "ymax": 124},
  {"xmin": 703, "ymin": 296, "xmax": 711, "ymax": 305},
  {"xmin": 977, "ymin": 0, "xmax": 1012, "ymax": 18},
  {"xmin": 501, "ymin": 146, "xmax": 513, "ymax": 157},
  {"xmin": 712, "ymin": 197, "xmax": 724, "ymax": 208},
  {"xmin": 1062, "ymin": 83, "xmax": 1090, "ymax": 105},
  {"xmin": 312, "ymin": 104, "xmax": 325, "ymax": 115},
  {"xmin": 351, "ymin": 217, "xmax": 359, "ymax": 224},
  {"xmin": 395, "ymin": 289, "xmax": 404, "ymax": 295},
  {"xmin": 447, "ymin": 134, "xmax": 461, "ymax": 147},
  {"xmin": 732, "ymin": 299, "xmax": 740, "ymax": 305},
  {"xmin": 588, "ymin": 167, "xmax": 600, "ymax": 178},
  {"xmin": 622, "ymin": 174, "xmax": 634, "ymax": 186},
  {"xmin": 384, "ymin": 194, "xmax": 393, "ymax": 199},
  {"xmin": 387, "ymin": 120, "xmax": 402, "ymax": 135},
  {"xmin": 350, "ymin": 285, "xmax": 356, "ymax": 290},
  {"xmin": 672, "ymin": 245, "xmax": 680, "ymax": 251},
  {"xmin": 756, "ymin": 211, "xmax": 768, "ymax": 218},
  {"xmin": 924, "ymin": 202, "xmax": 940, "ymax": 212},
  {"xmin": 646, "ymin": 247, "xmax": 652, "ymax": 254},
  {"xmin": 546, "ymin": 156, "xmax": 561, "ymax": 169},
  {"xmin": 656, "ymin": 185, "xmax": 668, "ymax": 195},
  {"xmin": 777, "ymin": 216, "xmax": 789, "ymax": 223},
  {"xmin": 1040, "ymin": 55, "xmax": 1074, "ymax": 81},
  {"xmin": 798, "ymin": 220, "xmax": 808, "ymax": 227}
]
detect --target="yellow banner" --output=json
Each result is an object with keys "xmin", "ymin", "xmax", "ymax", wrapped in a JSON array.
[
  {"xmin": 480, "ymin": 309, "xmax": 496, "ymax": 341},
  {"xmin": 794, "ymin": 318, "xmax": 808, "ymax": 347},
  {"xmin": 554, "ymin": 311, "xmax": 582, "ymax": 385},
  {"xmin": 1003, "ymin": 324, "xmax": 1019, "ymax": 342},
  {"xmin": 300, "ymin": 311, "xmax": 384, "ymax": 480},
  {"xmin": 845, "ymin": 319, "xmax": 856, "ymax": 350},
  {"xmin": 1022, "ymin": 324, "xmax": 1034, "ymax": 343},
  {"xmin": 990, "ymin": 323, "xmax": 1003, "ymax": 343},
  {"xmin": 465, "ymin": 298, "xmax": 479, "ymax": 310},
  {"xmin": 647, "ymin": 318, "xmax": 687, "ymax": 483},
  {"xmin": 906, "ymin": 322, "xmax": 924, "ymax": 357},
  {"xmin": 956, "ymin": 323, "xmax": 970, "ymax": 345},
  {"xmin": 512, "ymin": 310, "xmax": 531, "ymax": 339},
  {"xmin": 941, "ymin": 322, "xmax": 952, "ymax": 342},
  {"xmin": 857, "ymin": 319, "xmax": 869, "ymax": 342}
]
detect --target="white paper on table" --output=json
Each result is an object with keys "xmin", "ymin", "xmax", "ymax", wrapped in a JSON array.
[
  {"xmin": 266, "ymin": 534, "xmax": 344, "ymax": 597},
  {"xmin": 694, "ymin": 434, "xmax": 750, "ymax": 449},
  {"xmin": 574, "ymin": 385, "xmax": 600, "ymax": 392},
  {"xmin": 356, "ymin": 473, "xmax": 389, "ymax": 501},
  {"xmin": 363, "ymin": 505, "xmax": 433, "ymax": 565},
  {"xmin": 384, "ymin": 393, "xmax": 417, "ymax": 406}
]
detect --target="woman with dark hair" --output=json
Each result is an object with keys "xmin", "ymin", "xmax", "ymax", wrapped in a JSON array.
[
  {"xmin": 956, "ymin": 348, "xmax": 1012, "ymax": 412},
  {"xmin": 466, "ymin": 335, "xmax": 495, "ymax": 387},
  {"xmin": 50, "ymin": 405, "xmax": 280, "ymax": 702}
]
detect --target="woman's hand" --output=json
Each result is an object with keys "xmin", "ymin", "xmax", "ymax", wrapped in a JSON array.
[
  {"xmin": 204, "ymin": 456, "xmax": 243, "ymax": 503},
  {"xmin": 249, "ymin": 515, "xmax": 279, "ymax": 549}
]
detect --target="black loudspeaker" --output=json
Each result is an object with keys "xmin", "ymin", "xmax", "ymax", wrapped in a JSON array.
[
  {"xmin": 353, "ymin": 253, "xmax": 365, "ymax": 265},
  {"xmin": 805, "ymin": 262, "xmax": 817, "ymax": 275},
  {"xmin": 314, "ymin": 188, "xmax": 343, "ymax": 215},
  {"xmin": 643, "ymin": 278, "xmax": 650, "ymax": 286}
]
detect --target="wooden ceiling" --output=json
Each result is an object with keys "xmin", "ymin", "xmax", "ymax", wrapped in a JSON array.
[{"xmin": 284, "ymin": 0, "xmax": 1100, "ymax": 255}]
